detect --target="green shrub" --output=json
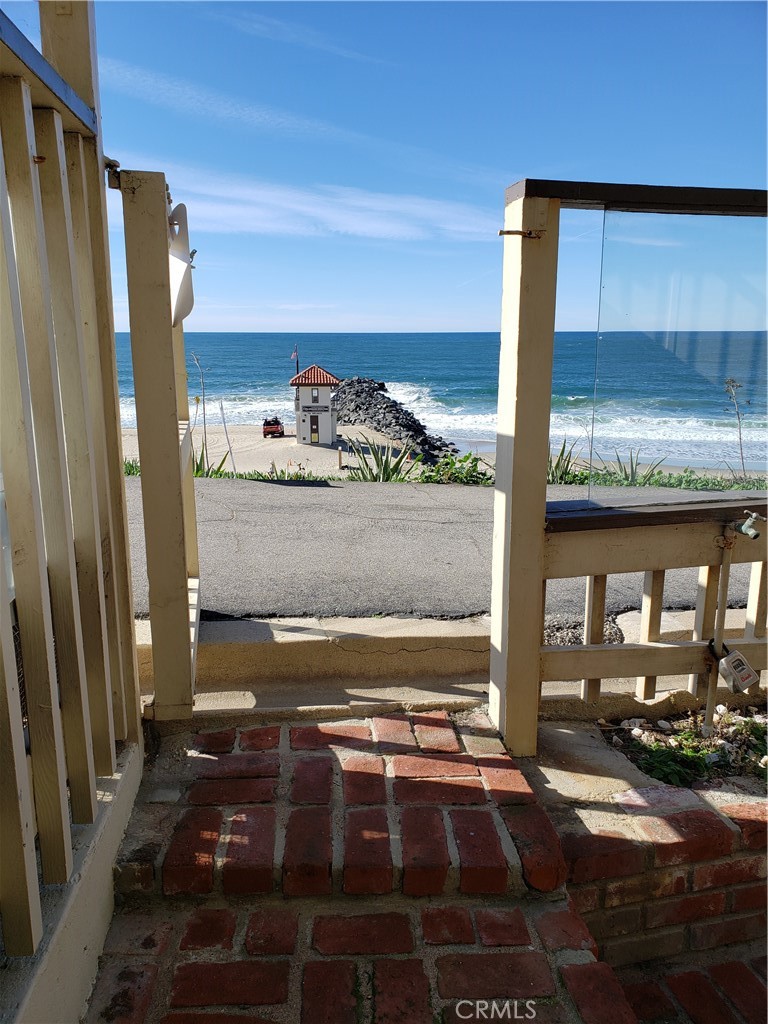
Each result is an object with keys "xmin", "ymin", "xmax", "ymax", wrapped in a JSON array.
[{"xmin": 418, "ymin": 452, "xmax": 494, "ymax": 485}]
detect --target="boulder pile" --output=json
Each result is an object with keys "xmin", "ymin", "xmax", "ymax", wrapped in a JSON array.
[{"xmin": 335, "ymin": 377, "xmax": 458, "ymax": 462}]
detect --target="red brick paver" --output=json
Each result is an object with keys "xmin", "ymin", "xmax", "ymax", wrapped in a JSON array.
[
  {"xmin": 170, "ymin": 961, "xmax": 289, "ymax": 1007},
  {"xmin": 179, "ymin": 909, "xmax": 236, "ymax": 951},
  {"xmin": 239, "ymin": 725, "xmax": 280, "ymax": 751},
  {"xmin": 708, "ymin": 961, "xmax": 767, "ymax": 1024},
  {"xmin": 476, "ymin": 754, "xmax": 536, "ymax": 805},
  {"xmin": 343, "ymin": 754, "xmax": 387, "ymax": 804},
  {"xmin": 561, "ymin": 830, "xmax": 647, "ymax": 883},
  {"xmin": 718, "ymin": 802, "xmax": 767, "ymax": 850},
  {"xmin": 621, "ymin": 979, "xmax": 677, "ymax": 1022},
  {"xmin": 343, "ymin": 807, "xmax": 393, "ymax": 894},
  {"xmin": 401, "ymin": 806, "xmax": 450, "ymax": 895},
  {"xmin": 666, "ymin": 970, "xmax": 742, "ymax": 1024},
  {"xmin": 393, "ymin": 753, "xmax": 478, "ymax": 778},
  {"xmin": 536, "ymin": 907, "xmax": 597, "ymax": 956},
  {"xmin": 313, "ymin": 912, "xmax": 414, "ymax": 954},
  {"xmin": 290, "ymin": 756, "xmax": 334, "ymax": 804},
  {"xmin": 283, "ymin": 806, "xmax": 332, "ymax": 896},
  {"xmin": 501, "ymin": 805, "xmax": 568, "ymax": 892},
  {"xmin": 371, "ymin": 713, "xmax": 417, "ymax": 751},
  {"xmin": 437, "ymin": 951, "xmax": 556, "ymax": 998},
  {"xmin": 244, "ymin": 908, "xmax": 299, "ymax": 955},
  {"xmin": 475, "ymin": 908, "xmax": 530, "ymax": 946},
  {"xmin": 412, "ymin": 709, "xmax": 461, "ymax": 752},
  {"xmin": 192, "ymin": 729, "xmax": 235, "ymax": 753},
  {"xmin": 302, "ymin": 961, "xmax": 358, "ymax": 1024},
  {"xmin": 421, "ymin": 906, "xmax": 474, "ymax": 944},
  {"xmin": 195, "ymin": 752, "xmax": 280, "ymax": 779},
  {"xmin": 373, "ymin": 959, "xmax": 432, "ymax": 1023},
  {"xmin": 451, "ymin": 808, "xmax": 508, "ymax": 894},
  {"xmin": 561, "ymin": 961, "xmax": 638, "ymax": 1024},
  {"xmin": 187, "ymin": 778, "xmax": 276, "ymax": 805},
  {"xmin": 163, "ymin": 808, "xmax": 222, "ymax": 895},
  {"xmin": 222, "ymin": 806, "xmax": 275, "ymax": 895},
  {"xmin": 634, "ymin": 809, "xmax": 735, "ymax": 866},
  {"xmin": 394, "ymin": 776, "xmax": 487, "ymax": 804},
  {"xmin": 291, "ymin": 722, "xmax": 372, "ymax": 750}
]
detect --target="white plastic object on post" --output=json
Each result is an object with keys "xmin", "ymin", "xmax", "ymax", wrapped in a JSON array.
[{"xmin": 168, "ymin": 203, "xmax": 194, "ymax": 326}]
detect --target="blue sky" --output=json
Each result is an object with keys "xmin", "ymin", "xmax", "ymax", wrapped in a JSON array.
[{"xmin": 4, "ymin": 0, "xmax": 766, "ymax": 331}]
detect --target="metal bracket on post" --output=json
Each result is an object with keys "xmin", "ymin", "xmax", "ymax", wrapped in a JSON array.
[{"xmin": 498, "ymin": 229, "xmax": 545, "ymax": 238}]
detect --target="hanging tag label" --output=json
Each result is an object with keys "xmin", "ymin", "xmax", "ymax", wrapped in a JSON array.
[{"xmin": 718, "ymin": 651, "xmax": 760, "ymax": 693}]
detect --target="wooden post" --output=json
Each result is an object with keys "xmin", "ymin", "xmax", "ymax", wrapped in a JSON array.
[
  {"xmin": 489, "ymin": 195, "xmax": 560, "ymax": 756},
  {"xmin": 0, "ymin": 118, "xmax": 73, "ymax": 883},
  {"xmin": 582, "ymin": 575, "xmax": 607, "ymax": 702},
  {"xmin": 40, "ymin": 0, "xmax": 142, "ymax": 747},
  {"xmin": 120, "ymin": 171, "xmax": 194, "ymax": 719},
  {"xmin": 687, "ymin": 564, "xmax": 720, "ymax": 696},
  {"xmin": 636, "ymin": 569, "xmax": 665, "ymax": 699}
]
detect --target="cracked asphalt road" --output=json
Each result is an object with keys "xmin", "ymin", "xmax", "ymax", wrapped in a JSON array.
[{"xmin": 125, "ymin": 478, "xmax": 754, "ymax": 620}]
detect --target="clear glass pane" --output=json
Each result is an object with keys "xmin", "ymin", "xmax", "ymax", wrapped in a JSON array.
[{"xmin": 588, "ymin": 211, "xmax": 767, "ymax": 498}]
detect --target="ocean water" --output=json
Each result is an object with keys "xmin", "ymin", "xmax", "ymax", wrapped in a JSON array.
[{"xmin": 115, "ymin": 331, "xmax": 767, "ymax": 469}]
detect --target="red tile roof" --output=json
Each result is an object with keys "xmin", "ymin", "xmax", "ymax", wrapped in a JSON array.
[{"xmin": 289, "ymin": 365, "xmax": 341, "ymax": 387}]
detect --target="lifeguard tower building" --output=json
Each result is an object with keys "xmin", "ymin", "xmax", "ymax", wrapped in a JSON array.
[{"xmin": 290, "ymin": 365, "xmax": 341, "ymax": 445}]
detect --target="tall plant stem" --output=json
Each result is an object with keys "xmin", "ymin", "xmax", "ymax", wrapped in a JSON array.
[{"xmin": 192, "ymin": 351, "xmax": 208, "ymax": 472}]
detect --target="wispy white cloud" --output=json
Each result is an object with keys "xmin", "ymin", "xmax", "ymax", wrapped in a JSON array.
[
  {"xmin": 211, "ymin": 10, "xmax": 387, "ymax": 65},
  {"xmin": 99, "ymin": 57, "xmax": 507, "ymax": 190},
  {"xmin": 100, "ymin": 56, "xmax": 351, "ymax": 140},
  {"xmin": 106, "ymin": 156, "xmax": 498, "ymax": 243}
]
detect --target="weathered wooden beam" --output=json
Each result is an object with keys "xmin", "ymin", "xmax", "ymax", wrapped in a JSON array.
[{"xmin": 489, "ymin": 194, "xmax": 560, "ymax": 756}]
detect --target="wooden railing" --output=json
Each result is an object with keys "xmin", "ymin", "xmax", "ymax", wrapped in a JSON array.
[
  {"xmin": 541, "ymin": 500, "xmax": 767, "ymax": 698},
  {"xmin": 489, "ymin": 180, "xmax": 766, "ymax": 756},
  {"xmin": 0, "ymin": 4, "xmax": 139, "ymax": 956}
]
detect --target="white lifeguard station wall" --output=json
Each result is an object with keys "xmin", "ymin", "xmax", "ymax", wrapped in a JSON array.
[{"xmin": 290, "ymin": 364, "xmax": 340, "ymax": 445}]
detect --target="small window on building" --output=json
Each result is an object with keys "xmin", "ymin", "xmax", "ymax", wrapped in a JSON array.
[{"xmin": 311, "ymin": 387, "xmax": 319, "ymax": 404}]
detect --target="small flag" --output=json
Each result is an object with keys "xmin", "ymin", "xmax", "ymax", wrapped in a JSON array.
[{"xmin": 290, "ymin": 346, "xmax": 298, "ymax": 360}]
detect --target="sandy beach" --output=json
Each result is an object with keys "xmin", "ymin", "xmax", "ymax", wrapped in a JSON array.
[
  {"xmin": 120, "ymin": 424, "xmax": 481, "ymax": 477},
  {"xmin": 120, "ymin": 424, "xmax": 753, "ymax": 480}
]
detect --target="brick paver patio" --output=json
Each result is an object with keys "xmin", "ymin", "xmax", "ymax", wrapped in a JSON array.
[{"xmin": 85, "ymin": 710, "xmax": 766, "ymax": 1022}]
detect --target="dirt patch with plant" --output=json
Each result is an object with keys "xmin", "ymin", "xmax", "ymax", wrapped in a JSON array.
[{"xmin": 598, "ymin": 705, "xmax": 767, "ymax": 789}]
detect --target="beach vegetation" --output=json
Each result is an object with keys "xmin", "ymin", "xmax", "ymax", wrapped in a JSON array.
[
  {"xmin": 347, "ymin": 435, "xmax": 423, "ymax": 482},
  {"xmin": 547, "ymin": 438, "xmax": 586, "ymax": 484},
  {"xmin": 418, "ymin": 451, "xmax": 494, "ymax": 485},
  {"xmin": 123, "ymin": 458, "xmax": 141, "ymax": 476},
  {"xmin": 596, "ymin": 448, "xmax": 667, "ymax": 486},
  {"xmin": 724, "ymin": 377, "xmax": 749, "ymax": 480}
]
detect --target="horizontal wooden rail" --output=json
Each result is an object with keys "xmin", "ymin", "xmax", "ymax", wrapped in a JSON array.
[
  {"xmin": 541, "ymin": 636, "xmax": 767, "ymax": 682},
  {"xmin": 544, "ymin": 521, "xmax": 766, "ymax": 579}
]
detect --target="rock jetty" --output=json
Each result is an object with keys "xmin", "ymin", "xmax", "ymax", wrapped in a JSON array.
[{"xmin": 335, "ymin": 377, "xmax": 458, "ymax": 462}]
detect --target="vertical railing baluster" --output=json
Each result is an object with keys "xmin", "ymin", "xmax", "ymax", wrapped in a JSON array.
[
  {"xmin": 34, "ymin": 107, "xmax": 105, "ymax": 817},
  {"xmin": 0, "ymin": 114, "xmax": 73, "ymax": 883},
  {"xmin": 636, "ymin": 569, "xmax": 665, "ymax": 700},
  {"xmin": 688, "ymin": 564, "xmax": 721, "ymax": 696},
  {"xmin": 582, "ymin": 574, "xmax": 607, "ymax": 702}
]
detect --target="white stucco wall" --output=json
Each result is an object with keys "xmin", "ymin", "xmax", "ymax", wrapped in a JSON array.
[{"xmin": 295, "ymin": 384, "xmax": 338, "ymax": 445}]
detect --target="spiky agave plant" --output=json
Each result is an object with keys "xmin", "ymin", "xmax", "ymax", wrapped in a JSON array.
[{"xmin": 347, "ymin": 435, "xmax": 422, "ymax": 482}]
